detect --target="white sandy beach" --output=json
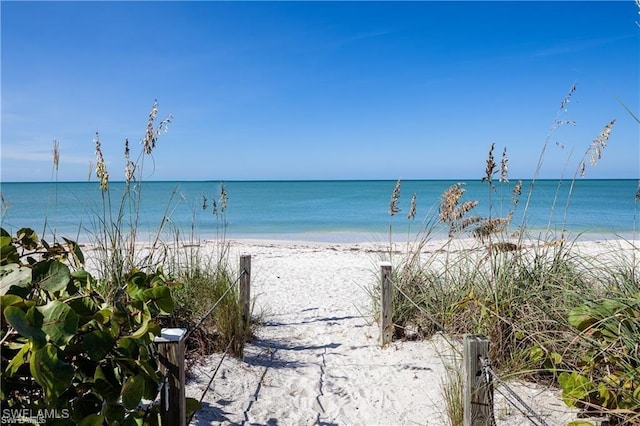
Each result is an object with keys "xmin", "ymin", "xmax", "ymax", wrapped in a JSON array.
[{"xmin": 178, "ymin": 237, "xmax": 640, "ymax": 425}]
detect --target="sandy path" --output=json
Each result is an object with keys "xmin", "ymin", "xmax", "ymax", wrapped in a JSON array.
[{"xmin": 186, "ymin": 240, "xmax": 578, "ymax": 425}]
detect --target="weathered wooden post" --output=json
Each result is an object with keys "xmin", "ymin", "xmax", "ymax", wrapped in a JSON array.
[
  {"xmin": 463, "ymin": 334, "xmax": 493, "ymax": 426},
  {"xmin": 379, "ymin": 262, "xmax": 393, "ymax": 347},
  {"xmin": 155, "ymin": 328, "xmax": 187, "ymax": 426},
  {"xmin": 239, "ymin": 254, "xmax": 251, "ymax": 357}
]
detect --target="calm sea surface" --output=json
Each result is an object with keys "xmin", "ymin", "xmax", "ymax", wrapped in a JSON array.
[{"xmin": 1, "ymin": 180, "xmax": 638, "ymax": 243}]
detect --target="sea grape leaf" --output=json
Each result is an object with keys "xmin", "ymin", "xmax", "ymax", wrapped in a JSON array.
[
  {"xmin": 63, "ymin": 237, "xmax": 85, "ymax": 265},
  {"xmin": 38, "ymin": 260, "xmax": 71, "ymax": 293},
  {"xmin": 0, "ymin": 264, "xmax": 31, "ymax": 296},
  {"xmin": 94, "ymin": 365, "xmax": 122, "ymax": 403},
  {"xmin": 77, "ymin": 414, "xmax": 104, "ymax": 426},
  {"xmin": 186, "ymin": 397, "xmax": 202, "ymax": 421},
  {"xmin": 83, "ymin": 330, "xmax": 114, "ymax": 361},
  {"xmin": 38, "ymin": 300, "xmax": 79, "ymax": 346},
  {"xmin": 4, "ymin": 305, "xmax": 45, "ymax": 343},
  {"xmin": 29, "ymin": 343, "xmax": 73, "ymax": 402},
  {"xmin": 129, "ymin": 318, "xmax": 150, "ymax": 340},
  {"xmin": 72, "ymin": 392, "xmax": 103, "ymax": 422},
  {"xmin": 568, "ymin": 306, "xmax": 596, "ymax": 331},
  {"xmin": 69, "ymin": 296, "xmax": 101, "ymax": 318},
  {"xmin": 1, "ymin": 294, "xmax": 24, "ymax": 308},
  {"xmin": 123, "ymin": 411, "xmax": 144, "ymax": 426},
  {"xmin": 103, "ymin": 402, "xmax": 126, "ymax": 424},
  {"xmin": 94, "ymin": 307, "xmax": 113, "ymax": 325},
  {"xmin": 121, "ymin": 374, "xmax": 144, "ymax": 409},
  {"xmin": 1, "ymin": 239, "xmax": 19, "ymax": 264},
  {"xmin": 5, "ymin": 341, "xmax": 31, "ymax": 376},
  {"xmin": 143, "ymin": 285, "xmax": 174, "ymax": 314},
  {"xmin": 16, "ymin": 227, "xmax": 39, "ymax": 250},
  {"xmin": 558, "ymin": 372, "xmax": 594, "ymax": 407}
]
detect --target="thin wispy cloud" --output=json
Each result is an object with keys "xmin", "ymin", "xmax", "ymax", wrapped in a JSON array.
[{"xmin": 530, "ymin": 34, "xmax": 635, "ymax": 58}]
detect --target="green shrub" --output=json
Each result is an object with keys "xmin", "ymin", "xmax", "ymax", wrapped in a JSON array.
[{"xmin": 1, "ymin": 227, "xmax": 179, "ymax": 424}]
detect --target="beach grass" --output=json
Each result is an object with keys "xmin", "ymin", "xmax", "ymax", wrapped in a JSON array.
[{"xmin": 378, "ymin": 86, "xmax": 639, "ymax": 424}]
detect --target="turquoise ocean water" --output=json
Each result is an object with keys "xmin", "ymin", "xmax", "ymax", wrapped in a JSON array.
[{"xmin": 0, "ymin": 180, "xmax": 638, "ymax": 243}]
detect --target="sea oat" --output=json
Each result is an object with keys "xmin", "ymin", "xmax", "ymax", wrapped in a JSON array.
[
  {"xmin": 143, "ymin": 101, "xmax": 159, "ymax": 154},
  {"xmin": 407, "ymin": 193, "xmax": 417, "ymax": 220},
  {"xmin": 452, "ymin": 201, "xmax": 479, "ymax": 223},
  {"xmin": 560, "ymin": 83, "xmax": 577, "ymax": 110},
  {"xmin": 482, "ymin": 143, "xmax": 497, "ymax": 186},
  {"xmin": 589, "ymin": 119, "xmax": 615, "ymax": 166},
  {"xmin": 635, "ymin": 180, "xmax": 640, "ymax": 203},
  {"xmin": 202, "ymin": 194, "xmax": 208, "ymax": 210},
  {"xmin": 450, "ymin": 216, "xmax": 482, "ymax": 235},
  {"xmin": 389, "ymin": 179, "xmax": 401, "ymax": 216},
  {"xmin": 579, "ymin": 160, "xmax": 586, "ymax": 177},
  {"xmin": 512, "ymin": 180, "xmax": 522, "ymax": 207},
  {"xmin": 142, "ymin": 100, "xmax": 173, "ymax": 155},
  {"xmin": 439, "ymin": 183, "xmax": 465, "ymax": 223},
  {"xmin": 124, "ymin": 139, "xmax": 136, "ymax": 183},
  {"xmin": 94, "ymin": 132, "xmax": 109, "ymax": 192},
  {"xmin": 1, "ymin": 193, "xmax": 8, "ymax": 216},
  {"xmin": 52, "ymin": 140, "xmax": 60, "ymax": 171},
  {"xmin": 473, "ymin": 217, "xmax": 510, "ymax": 240},
  {"xmin": 500, "ymin": 147, "xmax": 509, "ymax": 183},
  {"xmin": 219, "ymin": 183, "xmax": 228, "ymax": 213}
]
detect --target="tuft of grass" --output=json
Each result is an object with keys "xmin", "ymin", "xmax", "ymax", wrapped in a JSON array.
[{"xmin": 441, "ymin": 359, "xmax": 464, "ymax": 426}]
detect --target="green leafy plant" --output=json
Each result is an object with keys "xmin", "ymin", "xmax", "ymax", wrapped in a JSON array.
[
  {"xmin": 0, "ymin": 227, "xmax": 190, "ymax": 424},
  {"xmin": 558, "ymin": 295, "xmax": 640, "ymax": 423}
]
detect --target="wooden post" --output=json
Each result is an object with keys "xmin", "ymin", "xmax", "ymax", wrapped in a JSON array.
[
  {"xmin": 239, "ymin": 254, "xmax": 251, "ymax": 329},
  {"xmin": 463, "ymin": 334, "xmax": 492, "ymax": 426},
  {"xmin": 239, "ymin": 254, "xmax": 251, "ymax": 357},
  {"xmin": 155, "ymin": 328, "xmax": 187, "ymax": 426},
  {"xmin": 379, "ymin": 262, "xmax": 393, "ymax": 347}
]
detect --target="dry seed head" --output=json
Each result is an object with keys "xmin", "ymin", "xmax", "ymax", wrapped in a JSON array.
[
  {"xmin": 389, "ymin": 179, "xmax": 401, "ymax": 216},
  {"xmin": 142, "ymin": 100, "xmax": 172, "ymax": 155},
  {"xmin": 512, "ymin": 180, "xmax": 522, "ymax": 207},
  {"xmin": 219, "ymin": 183, "xmax": 228, "ymax": 213},
  {"xmin": 588, "ymin": 119, "xmax": 615, "ymax": 166},
  {"xmin": 143, "ymin": 100, "xmax": 159, "ymax": 154},
  {"xmin": 452, "ymin": 201, "xmax": 479, "ymax": 221},
  {"xmin": 439, "ymin": 183, "xmax": 465, "ymax": 223},
  {"xmin": 1, "ymin": 193, "xmax": 7, "ymax": 215},
  {"xmin": 473, "ymin": 217, "xmax": 510, "ymax": 239},
  {"xmin": 482, "ymin": 142, "xmax": 496, "ymax": 185},
  {"xmin": 52, "ymin": 140, "xmax": 60, "ymax": 171},
  {"xmin": 124, "ymin": 139, "xmax": 136, "ymax": 183},
  {"xmin": 202, "ymin": 194, "xmax": 207, "ymax": 210},
  {"xmin": 125, "ymin": 161, "xmax": 136, "ymax": 184},
  {"xmin": 500, "ymin": 147, "xmax": 509, "ymax": 183},
  {"xmin": 407, "ymin": 193, "xmax": 417, "ymax": 220},
  {"xmin": 560, "ymin": 83, "xmax": 577, "ymax": 110},
  {"xmin": 635, "ymin": 180, "xmax": 639, "ymax": 203},
  {"xmin": 450, "ymin": 215, "xmax": 482, "ymax": 235},
  {"xmin": 94, "ymin": 132, "xmax": 109, "ymax": 192}
]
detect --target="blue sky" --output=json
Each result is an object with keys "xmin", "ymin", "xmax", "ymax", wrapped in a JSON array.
[{"xmin": 1, "ymin": 1, "xmax": 638, "ymax": 182}]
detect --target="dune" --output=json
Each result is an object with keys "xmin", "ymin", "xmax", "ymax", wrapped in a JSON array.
[{"xmin": 180, "ymin": 237, "xmax": 629, "ymax": 425}]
